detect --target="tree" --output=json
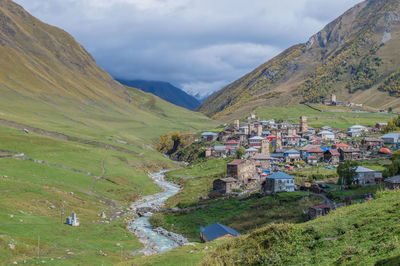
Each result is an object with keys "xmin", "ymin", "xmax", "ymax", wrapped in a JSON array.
[
  {"xmin": 235, "ymin": 146, "xmax": 246, "ymax": 159},
  {"xmin": 388, "ymin": 107, "xmax": 393, "ymax": 113},
  {"xmin": 337, "ymin": 160, "xmax": 359, "ymax": 186}
]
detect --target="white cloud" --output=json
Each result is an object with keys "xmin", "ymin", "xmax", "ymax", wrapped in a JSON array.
[{"xmin": 14, "ymin": 0, "xmax": 363, "ymax": 97}]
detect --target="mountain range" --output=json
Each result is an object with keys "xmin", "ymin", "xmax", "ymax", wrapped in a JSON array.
[
  {"xmin": 116, "ymin": 79, "xmax": 200, "ymax": 110},
  {"xmin": 199, "ymin": 0, "xmax": 400, "ymax": 119}
]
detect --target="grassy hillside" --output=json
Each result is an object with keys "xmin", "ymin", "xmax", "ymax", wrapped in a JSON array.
[
  {"xmin": 0, "ymin": 1, "xmax": 217, "ymax": 264},
  {"xmin": 217, "ymin": 104, "xmax": 395, "ymax": 128},
  {"xmin": 199, "ymin": 0, "xmax": 400, "ymax": 119},
  {"xmin": 128, "ymin": 190, "xmax": 400, "ymax": 265}
]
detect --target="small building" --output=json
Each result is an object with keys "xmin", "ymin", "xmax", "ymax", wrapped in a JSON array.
[
  {"xmin": 66, "ymin": 213, "xmax": 80, "ymax": 227},
  {"xmin": 361, "ymin": 138, "xmax": 384, "ymax": 150},
  {"xmin": 347, "ymin": 125, "xmax": 367, "ymax": 137},
  {"xmin": 354, "ymin": 166, "xmax": 382, "ymax": 186},
  {"xmin": 212, "ymin": 178, "xmax": 238, "ymax": 194},
  {"xmin": 339, "ymin": 148, "xmax": 361, "ymax": 162},
  {"xmin": 306, "ymin": 156, "xmax": 318, "ymax": 165},
  {"xmin": 308, "ymin": 147, "xmax": 325, "ymax": 162},
  {"xmin": 324, "ymin": 149, "xmax": 340, "ymax": 164},
  {"xmin": 227, "ymin": 159, "xmax": 258, "ymax": 184},
  {"xmin": 200, "ymin": 223, "xmax": 240, "ymax": 242},
  {"xmin": 249, "ymin": 136, "xmax": 265, "ymax": 147},
  {"xmin": 318, "ymin": 130, "xmax": 335, "ymax": 140},
  {"xmin": 284, "ymin": 149, "xmax": 301, "ymax": 162},
  {"xmin": 380, "ymin": 133, "xmax": 400, "ymax": 144},
  {"xmin": 213, "ymin": 145, "xmax": 229, "ymax": 158},
  {"xmin": 261, "ymin": 171, "xmax": 295, "ymax": 195},
  {"xmin": 375, "ymin": 123, "xmax": 388, "ymax": 130},
  {"xmin": 202, "ymin": 132, "xmax": 218, "ymax": 142},
  {"xmin": 308, "ymin": 204, "xmax": 331, "ymax": 220},
  {"xmin": 225, "ymin": 139, "xmax": 239, "ymax": 149},
  {"xmin": 384, "ymin": 175, "xmax": 400, "ymax": 190}
]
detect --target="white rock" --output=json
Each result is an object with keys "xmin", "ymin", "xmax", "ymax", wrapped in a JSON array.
[{"xmin": 9, "ymin": 243, "xmax": 15, "ymax": 250}]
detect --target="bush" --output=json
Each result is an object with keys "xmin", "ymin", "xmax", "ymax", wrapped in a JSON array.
[{"xmin": 149, "ymin": 213, "xmax": 166, "ymax": 228}]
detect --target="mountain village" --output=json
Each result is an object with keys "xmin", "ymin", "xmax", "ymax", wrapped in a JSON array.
[{"xmin": 195, "ymin": 107, "xmax": 400, "ymax": 222}]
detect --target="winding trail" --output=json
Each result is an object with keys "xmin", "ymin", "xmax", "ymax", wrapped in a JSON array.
[{"xmin": 129, "ymin": 170, "xmax": 189, "ymax": 256}]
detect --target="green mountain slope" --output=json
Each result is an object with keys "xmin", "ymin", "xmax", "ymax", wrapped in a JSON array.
[
  {"xmin": 199, "ymin": 0, "xmax": 400, "ymax": 119},
  {"xmin": 0, "ymin": 0, "xmax": 216, "ymax": 264},
  {"xmin": 128, "ymin": 190, "xmax": 400, "ymax": 266}
]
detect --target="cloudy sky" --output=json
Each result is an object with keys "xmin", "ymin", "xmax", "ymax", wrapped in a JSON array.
[{"xmin": 14, "ymin": 0, "xmax": 362, "ymax": 99}]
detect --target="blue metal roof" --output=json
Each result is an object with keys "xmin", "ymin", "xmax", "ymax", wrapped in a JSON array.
[
  {"xmin": 200, "ymin": 223, "xmax": 240, "ymax": 241},
  {"xmin": 267, "ymin": 171, "xmax": 294, "ymax": 179}
]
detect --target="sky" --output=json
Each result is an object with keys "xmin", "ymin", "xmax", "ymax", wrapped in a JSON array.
[{"xmin": 14, "ymin": 0, "xmax": 363, "ymax": 99}]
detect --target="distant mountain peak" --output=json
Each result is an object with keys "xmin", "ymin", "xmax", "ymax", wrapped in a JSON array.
[{"xmin": 116, "ymin": 79, "xmax": 200, "ymax": 110}]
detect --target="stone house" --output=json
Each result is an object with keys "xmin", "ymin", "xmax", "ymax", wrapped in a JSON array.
[
  {"xmin": 324, "ymin": 149, "xmax": 340, "ymax": 164},
  {"xmin": 212, "ymin": 178, "xmax": 239, "ymax": 194},
  {"xmin": 227, "ymin": 159, "xmax": 258, "ymax": 184},
  {"xmin": 261, "ymin": 172, "xmax": 295, "ymax": 195},
  {"xmin": 361, "ymin": 138, "xmax": 384, "ymax": 150},
  {"xmin": 308, "ymin": 204, "xmax": 330, "ymax": 220},
  {"xmin": 307, "ymin": 147, "xmax": 325, "ymax": 162},
  {"xmin": 339, "ymin": 148, "xmax": 361, "ymax": 161},
  {"xmin": 284, "ymin": 149, "xmax": 301, "ymax": 162},
  {"xmin": 202, "ymin": 132, "xmax": 218, "ymax": 142},
  {"xmin": 384, "ymin": 175, "xmax": 400, "ymax": 190}
]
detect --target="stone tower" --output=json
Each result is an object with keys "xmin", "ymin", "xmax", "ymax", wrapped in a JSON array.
[
  {"xmin": 276, "ymin": 131, "xmax": 282, "ymax": 150},
  {"xmin": 248, "ymin": 123, "xmax": 254, "ymax": 136},
  {"xmin": 261, "ymin": 139, "xmax": 270, "ymax": 156},
  {"xmin": 331, "ymin": 94, "xmax": 336, "ymax": 103},
  {"xmin": 234, "ymin": 120, "xmax": 240, "ymax": 130},
  {"xmin": 300, "ymin": 116, "xmax": 308, "ymax": 133},
  {"xmin": 257, "ymin": 124, "xmax": 263, "ymax": 137}
]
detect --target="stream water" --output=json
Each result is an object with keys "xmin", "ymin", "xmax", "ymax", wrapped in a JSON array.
[{"xmin": 129, "ymin": 170, "xmax": 182, "ymax": 254}]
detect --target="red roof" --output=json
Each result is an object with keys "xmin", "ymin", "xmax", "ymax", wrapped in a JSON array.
[
  {"xmin": 309, "ymin": 147, "xmax": 324, "ymax": 153},
  {"xmin": 228, "ymin": 159, "xmax": 245, "ymax": 165},
  {"xmin": 379, "ymin": 148, "xmax": 392, "ymax": 154},
  {"xmin": 226, "ymin": 140, "xmax": 238, "ymax": 144},
  {"xmin": 328, "ymin": 149, "xmax": 340, "ymax": 156},
  {"xmin": 335, "ymin": 143, "xmax": 349, "ymax": 148},
  {"xmin": 307, "ymin": 156, "xmax": 317, "ymax": 159},
  {"xmin": 267, "ymin": 135, "xmax": 276, "ymax": 139},
  {"xmin": 226, "ymin": 145, "xmax": 233, "ymax": 149}
]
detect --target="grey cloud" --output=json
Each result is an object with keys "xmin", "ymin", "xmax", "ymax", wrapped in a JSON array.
[{"xmin": 14, "ymin": 0, "xmax": 363, "ymax": 98}]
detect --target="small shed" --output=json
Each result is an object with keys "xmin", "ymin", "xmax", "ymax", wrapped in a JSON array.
[{"xmin": 200, "ymin": 223, "xmax": 240, "ymax": 242}]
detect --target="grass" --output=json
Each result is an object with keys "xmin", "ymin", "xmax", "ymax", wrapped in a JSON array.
[
  {"xmin": 254, "ymin": 104, "xmax": 395, "ymax": 130},
  {"xmin": 160, "ymin": 192, "xmax": 321, "ymax": 242},
  {"xmin": 327, "ymin": 184, "xmax": 383, "ymax": 201},
  {"xmin": 164, "ymin": 158, "xmax": 231, "ymax": 208},
  {"xmin": 201, "ymin": 189, "xmax": 400, "ymax": 265}
]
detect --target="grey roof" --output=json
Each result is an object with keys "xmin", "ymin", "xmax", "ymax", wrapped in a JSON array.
[
  {"xmin": 356, "ymin": 166, "xmax": 376, "ymax": 173},
  {"xmin": 249, "ymin": 136, "xmax": 265, "ymax": 140},
  {"xmin": 381, "ymin": 133, "xmax": 400, "ymax": 139},
  {"xmin": 385, "ymin": 175, "xmax": 400, "ymax": 183},
  {"xmin": 202, "ymin": 132, "xmax": 218, "ymax": 136},
  {"xmin": 267, "ymin": 171, "xmax": 294, "ymax": 180},
  {"xmin": 285, "ymin": 149, "xmax": 300, "ymax": 154},
  {"xmin": 220, "ymin": 177, "xmax": 238, "ymax": 183},
  {"xmin": 214, "ymin": 146, "xmax": 227, "ymax": 151},
  {"xmin": 200, "ymin": 223, "xmax": 240, "ymax": 241}
]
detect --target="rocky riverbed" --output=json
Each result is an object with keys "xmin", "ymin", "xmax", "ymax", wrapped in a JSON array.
[{"xmin": 129, "ymin": 170, "xmax": 189, "ymax": 255}]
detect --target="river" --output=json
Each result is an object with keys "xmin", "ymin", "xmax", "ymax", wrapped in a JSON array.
[{"xmin": 129, "ymin": 170, "xmax": 184, "ymax": 255}]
